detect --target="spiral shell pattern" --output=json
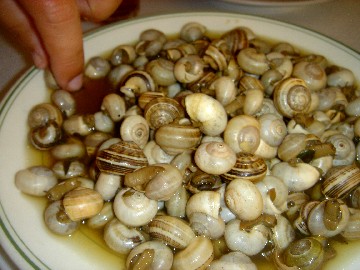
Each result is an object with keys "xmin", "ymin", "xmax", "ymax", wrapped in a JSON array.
[
  {"xmin": 96, "ymin": 141, "xmax": 148, "ymax": 175},
  {"xmin": 221, "ymin": 152, "xmax": 267, "ymax": 183}
]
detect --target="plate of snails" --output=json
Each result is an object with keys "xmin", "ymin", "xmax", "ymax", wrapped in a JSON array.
[{"xmin": 0, "ymin": 11, "xmax": 360, "ymax": 270}]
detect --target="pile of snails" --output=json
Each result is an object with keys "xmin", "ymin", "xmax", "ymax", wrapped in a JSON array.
[{"xmin": 14, "ymin": 21, "xmax": 360, "ymax": 270}]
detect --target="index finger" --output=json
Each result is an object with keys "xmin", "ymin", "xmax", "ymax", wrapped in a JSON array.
[{"xmin": 19, "ymin": 0, "xmax": 84, "ymax": 91}]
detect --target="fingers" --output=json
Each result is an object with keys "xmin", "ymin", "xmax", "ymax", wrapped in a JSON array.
[
  {"xmin": 0, "ymin": 0, "xmax": 48, "ymax": 69},
  {"xmin": 18, "ymin": 0, "xmax": 84, "ymax": 91},
  {"xmin": 76, "ymin": 0, "xmax": 123, "ymax": 22}
]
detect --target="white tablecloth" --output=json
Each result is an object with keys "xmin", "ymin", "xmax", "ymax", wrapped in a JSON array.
[{"xmin": 1, "ymin": 0, "xmax": 359, "ymax": 268}]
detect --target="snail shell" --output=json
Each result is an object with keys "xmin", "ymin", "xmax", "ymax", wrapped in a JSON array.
[
  {"xmin": 165, "ymin": 185, "xmax": 189, "ymax": 218},
  {"xmin": 146, "ymin": 58, "xmax": 176, "ymax": 86},
  {"xmin": 208, "ymin": 251, "xmax": 257, "ymax": 270},
  {"xmin": 120, "ymin": 115, "xmax": 149, "ymax": 149},
  {"xmin": 194, "ymin": 141, "xmax": 236, "ymax": 175},
  {"xmin": 113, "ymin": 187, "xmax": 158, "ymax": 227},
  {"xmin": 307, "ymin": 199, "xmax": 350, "ymax": 237},
  {"xmin": 95, "ymin": 172, "xmax": 121, "ymax": 201},
  {"xmin": 221, "ymin": 152, "xmax": 267, "ymax": 183},
  {"xmin": 174, "ymin": 55, "xmax": 205, "ymax": 83},
  {"xmin": 84, "ymin": 56, "xmax": 111, "ymax": 79},
  {"xmin": 259, "ymin": 113, "xmax": 287, "ymax": 147},
  {"xmin": 101, "ymin": 93, "xmax": 126, "ymax": 122},
  {"xmin": 203, "ymin": 44, "xmax": 228, "ymax": 72},
  {"xmin": 87, "ymin": 201, "xmax": 114, "ymax": 229},
  {"xmin": 185, "ymin": 93, "xmax": 228, "ymax": 136},
  {"xmin": 126, "ymin": 240, "xmax": 174, "ymax": 270},
  {"xmin": 345, "ymin": 97, "xmax": 360, "ymax": 117},
  {"xmin": 30, "ymin": 121, "xmax": 62, "ymax": 150},
  {"xmin": 272, "ymin": 214, "xmax": 296, "ymax": 252},
  {"xmin": 172, "ymin": 236, "xmax": 214, "ymax": 270},
  {"xmin": 143, "ymin": 140, "xmax": 175, "ymax": 165},
  {"xmin": 225, "ymin": 179, "xmax": 263, "ymax": 221},
  {"xmin": 326, "ymin": 133, "xmax": 355, "ymax": 166},
  {"xmin": 15, "ymin": 166, "xmax": 57, "ymax": 196},
  {"xmin": 28, "ymin": 103, "xmax": 63, "ymax": 129},
  {"xmin": 51, "ymin": 89, "xmax": 76, "ymax": 117},
  {"xmin": 277, "ymin": 133, "xmax": 307, "ymax": 162},
  {"xmin": 321, "ymin": 164, "xmax": 360, "ymax": 199},
  {"xmin": 327, "ymin": 66, "xmax": 355, "ymax": 88},
  {"xmin": 143, "ymin": 163, "xmax": 183, "ymax": 201},
  {"xmin": 221, "ymin": 27, "xmax": 249, "ymax": 54},
  {"xmin": 271, "ymin": 161, "xmax": 320, "ymax": 192},
  {"xmin": 237, "ymin": 47, "xmax": 269, "ymax": 75},
  {"xmin": 63, "ymin": 187, "xmax": 104, "ymax": 221},
  {"xmin": 273, "ymin": 77, "xmax": 311, "ymax": 118},
  {"xmin": 186, "ymin": 191, "xmax": 221, "ymax": 220},
  {"xmin": 144, "ymin": 97, "xmax": 185, "ymax": 130},
  {"xmin": 103, "ymin": 218, "xmax": 145, "ymax": 254},
  {"xmin": 96, "ymin": 140, "xmax": 148, "ymax": 175},
  {"xmin": 292, "ymin": 61, "xmax": 327, "ymax": 91},
  {"xmin": 109, "ymin": 44, "xmax": 137, "ymax": 66},
  {"xmin": 256, "ymin": 175, "xmax": 288, "ymax": 215},
  {"xmin": 180, "ymin": 22, "xmax": 206, "ymax": 42},
  {"xmin": 155, "ymin": 119, "xmax": 202, "ymax": 155},
  {"xmin": 50, "ymin": 138, "xmax": 86, "ymax": 160},
  {"xmin": 120, "ymin": 70, "xmax": 156, "ymax": 98},
  {"xmin": 52, "ymin": 160, "xmax": 86, "ymax": 180},
  {"xmin": 148, "ymin": 215, "xmax": 196, "ymax": 249},
  {"xmin": 224, "ymin": 219, "xmax": 268, "ymax": 256},
  {"xmin": 341, "ymin": 208, "xmax": 360, "ymax": 241},
  {"xmin": 188, "ymin": 212, "xmax": 225, "ymax": 240},
  {"xmin": 223, "ymin": 115, "xmax": 261, "ymax": 154},
  {"xmin": 282, "ymin": 237, "xmax": 325, "ymax": 270},
  {"xmin": 44, "ymin": 200, "xmax": 80, "ymax": 236}
]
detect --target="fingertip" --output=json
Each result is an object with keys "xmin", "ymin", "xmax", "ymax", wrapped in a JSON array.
[
  {"xmin": 32, "ymin": 50, "xmax": 48, "ymax": 69},
  {"xmin": 66, "ymin": 73, "xmax": 83, "ymax": 92}
]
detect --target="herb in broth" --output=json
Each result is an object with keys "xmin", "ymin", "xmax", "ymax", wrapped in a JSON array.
[{"xmin": 16, "ymin": 21, "xmax": 360, "ymax": 270}]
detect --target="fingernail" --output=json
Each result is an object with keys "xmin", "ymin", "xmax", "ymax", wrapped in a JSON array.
[
  {"xmin": 67, "ymin": 74, "xmax": 83, "ymax": 91},
  {"xmin": 32, "ymin": 51, "xmax": 47, "ymax": 69}
]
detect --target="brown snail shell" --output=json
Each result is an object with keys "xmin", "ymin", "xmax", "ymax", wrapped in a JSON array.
[
  {"xmin": 221, "ymin": 152, "xmax": 267, "ymax": 183},
  {"xmin": 148, "ymin": 215, "xmax": 196, "ymax": 249},
  {"xmin": 96, "ymin": 140, "xmax": 148, "ymax": 175},
  {"xmin": 321, "ymin": 164, "xmax": 360, "ymax": 199},
  {"xmin": 63, "ymin": 187, "xmax": 104, "ymax": 221},
  {"xmin": 155, "ymin": 119, "xmax": 202, "ymax": 155}
]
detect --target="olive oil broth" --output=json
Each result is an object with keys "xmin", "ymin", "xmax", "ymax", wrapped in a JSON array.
[{"xmin": 23, "ymin": 28, "xmax": 360, "ymax": 269}]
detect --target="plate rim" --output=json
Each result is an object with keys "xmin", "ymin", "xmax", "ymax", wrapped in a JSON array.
[{"xmin": 0, "ymin": 11, "xmax": 359, "ymax": 270}]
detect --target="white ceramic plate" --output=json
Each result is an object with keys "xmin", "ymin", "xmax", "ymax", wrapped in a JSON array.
[
  {"xmin": 220, "ymin": 0, "xmax": 335, "ymax": 7},
  {"xmin": 0, "ymin": 12, "xmax": 359, "ymax": 270}
]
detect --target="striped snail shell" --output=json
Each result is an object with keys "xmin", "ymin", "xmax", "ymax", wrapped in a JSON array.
[
  {"xmin": 321, "ymin": 164, "xmax": 360, "ymax": 199},
  {"xmin": 96, "ymin": 140, "xmax": 148, "ymax": 175},
  {"xmin": 221, "ymin": 152, "xmax": 267, "ymax": 183},
  {"xmin": 144, "ymin": 97, "xmax": 185, "ymax": 130},
  {"xmin": 155, "ymin": 118, "xmax": 202, "ymax": 155}
]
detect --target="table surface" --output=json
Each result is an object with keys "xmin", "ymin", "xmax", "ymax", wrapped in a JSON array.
[{"xmin": 1, "ymin": 0, "xmax": 359, "ymax": 268}]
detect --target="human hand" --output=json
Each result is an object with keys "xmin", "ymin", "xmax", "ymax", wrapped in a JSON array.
[{"xmin": 0, "ymin": 0, "xmax": 122, "ymax": 91}]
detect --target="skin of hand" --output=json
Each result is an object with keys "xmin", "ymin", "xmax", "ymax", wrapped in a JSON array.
[{"xmin": 0, "ymin": 0, "xmax": 123, "ymax": 91}]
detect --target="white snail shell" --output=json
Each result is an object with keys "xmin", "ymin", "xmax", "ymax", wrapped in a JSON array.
[
  {"xmin": 224, "ymin": 115, "xmax": 261, "ymax": 154},
  {"xmin": 225, "ymin": 179, "xmax": 263, "ymax": 221},
  {"xmin": 185, "ymin": 93, "xmax": 228, "ymax": 136},
  {"xmin": 113, "ymin": 187, "xmax": 158, "ymax": 227},
  {"xmin": 194, "ymin": 141, "xmax": 236, "ymax": 175}
]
